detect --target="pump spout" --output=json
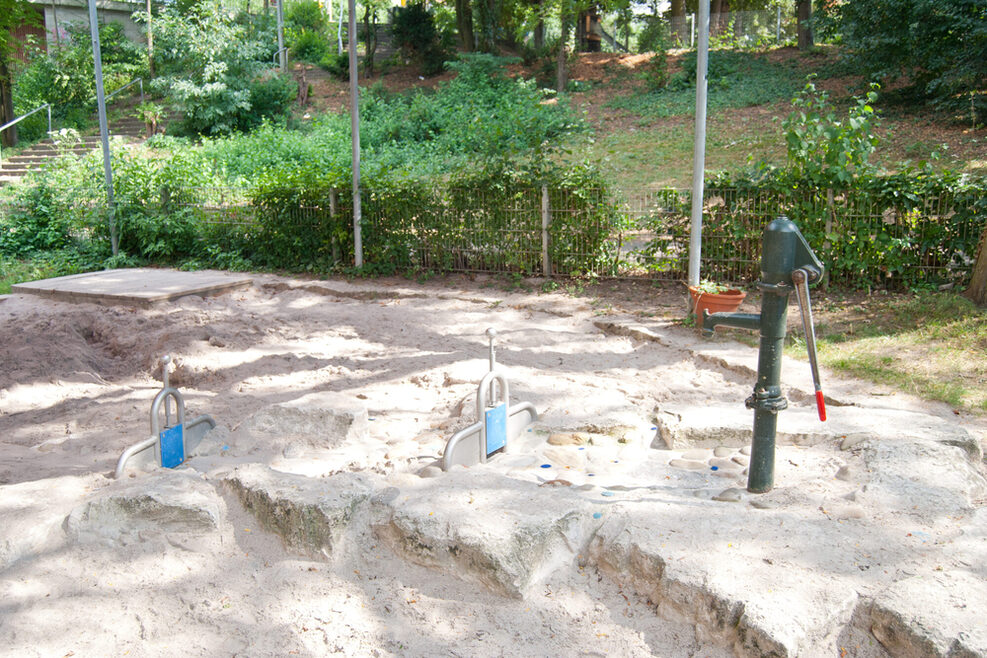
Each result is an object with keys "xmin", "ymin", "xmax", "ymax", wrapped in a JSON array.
[{"xmin": 701, "ymin": 310, "xmax": 761, "ymax": 338}]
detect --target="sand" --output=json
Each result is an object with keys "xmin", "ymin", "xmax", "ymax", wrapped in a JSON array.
[{"xmin": 1, "ymin": 272, "xmax": 984, "ymax": 657}]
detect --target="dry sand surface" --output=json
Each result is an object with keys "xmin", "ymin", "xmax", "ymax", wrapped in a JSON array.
[{"xmin": 1, "ymin": 272, "xmax": 985, "ymax": 657}]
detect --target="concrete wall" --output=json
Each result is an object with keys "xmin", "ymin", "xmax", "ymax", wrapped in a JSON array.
[{"xmin": 30, "ymin": 0, "xmax": 147, "ymax": 50}]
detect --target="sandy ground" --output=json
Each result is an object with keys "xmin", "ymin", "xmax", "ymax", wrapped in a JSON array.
[{"xmin": 1, "ymin": 272, "xmax": 985, "ymax": 657}]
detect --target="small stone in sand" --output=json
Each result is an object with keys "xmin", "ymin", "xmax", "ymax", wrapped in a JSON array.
[
  {"xmin": 713, "ymin": 488, "xmax": 745, "ymax": 502},
  {"xmin": 669, "ymin": 459, "xmax": 707, "ymax": 470},
  {"xmin": 548, "ymin": 432, "xmax": 588, "ymax": 446}
]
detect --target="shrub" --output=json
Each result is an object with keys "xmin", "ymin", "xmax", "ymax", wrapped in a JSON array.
[
  {"xmin": 286, "ymin": 0, "xmax": 326, "ymax": 32},
  {"xmin": 290, "ymin": 29, "xmax": 331, "ymax": 64},
  {"xmin": 11, "ymin": 20, "xmax": 147, "ymax": 143},
  {"xmin": 244, "ymin": 72, "xmax": 297, "ymax": 130},
  {"xmin": 320, "ymin": 51, "xmax": 349, "ymax": 80},
  {"xmin": 391, "ymin": 2, "xmax": 451, "ymax": 77},
  {"xmin": 151, "ymin": 7, "xmax": 288, "ymax": 136}
]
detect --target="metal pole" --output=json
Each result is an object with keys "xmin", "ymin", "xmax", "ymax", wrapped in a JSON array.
[
  {"xmin": 88, "ymin": 0, "xmax": 117, "ymax": 255},
  {"xmin": 541, "ymin": 185, "xmax": 550, "ymax": 276},
  {"xmin": 337, "ymin": 0, "xmax": 344, "ymax": 53},
  {"xmin": 687, "ymin": 0, "xmax": 710, "ymax": 288},
  {"xmin": 276, "ymin": 0, "xmax": 286, "ymax": 71},
  {"xmin": 348, "ymin": 0, "xmax": 362, "ymax": 267}
]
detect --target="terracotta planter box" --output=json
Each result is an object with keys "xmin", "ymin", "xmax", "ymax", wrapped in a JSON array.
[{"xmin": 688, "ymin": 286, "xmax": 746, "ymax": 317}]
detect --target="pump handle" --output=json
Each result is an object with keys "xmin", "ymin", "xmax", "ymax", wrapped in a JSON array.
[{"xmin": 791, "ymin": 269, "xmax": 826, "ymax": 422}]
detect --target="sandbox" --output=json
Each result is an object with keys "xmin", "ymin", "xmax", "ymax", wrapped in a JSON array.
[{"xmin": 1, "ymin": 273, "xmax": 985, "ymax": 657}]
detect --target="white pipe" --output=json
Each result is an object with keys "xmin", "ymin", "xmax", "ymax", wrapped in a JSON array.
[
  {"xmin": 115, "ymin": 436, "xmax": 156, "ymax": 479},
  {"xmin": 687, "ymin": 0, "xmax": 710, "ymax": 288},
  {"xmin": 87, "ymin": 0, "xmax": 117, "ymax": 255},
  {"xmin": 348, "ymin": 0, "xmax": 362, "ymax": 267}
]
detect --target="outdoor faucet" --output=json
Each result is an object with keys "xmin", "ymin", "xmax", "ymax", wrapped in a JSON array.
[
  {"xmin": 701, "ymin": 309, "xmax": 760, "ymax": 337},
  {"xmin": 700, "ymin": 216, "xmax": 826, "ymax": 493}
]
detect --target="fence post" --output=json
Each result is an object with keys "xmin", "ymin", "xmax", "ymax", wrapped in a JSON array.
[
  {"xmin": 329, "ymin": 188, "xmax": 340, "ymax": 264},
  {"xmin": 823, "ymin": 188, "xmax": 834, "ymax": 289},
  {"xmin": 541, "ymin": 185, "xmax": 551, "ymax": 276}
]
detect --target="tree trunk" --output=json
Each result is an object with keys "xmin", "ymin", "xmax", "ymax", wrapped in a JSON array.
[
  {"xmin": 964, "ymin": 227, "xmax": 987, "ymax": 306},
  {"xmin": 797, "ymin": 0, "xmax": 813, "ymax": 50},
  {"xmin": 556, "ymin": 15, "xmax": 569, "ymax": 94},
  {"xmin": 0, "ymin": 58, "xmax": 16, "ymax": 148},
  {"xmin": 362, "ymin": 7, "xmax": 377, "ymax": 77},
  {"xmin": 145, "ymin": 0, "xmax": 154, "ymax": 77},
  {"xmin": 711, "ymin": 0, "xmax": 727, "ymax": 36},
  {"xmin": 455, "ymin": 0, "xmax": 474, "ymax": 52},
  {"xmin": 50, "ymin": 0, "xmax": 61, "ymax": 50},
  {"xmin": 669, "ymin": 0, "xmax": 686, "ymax": 45}
]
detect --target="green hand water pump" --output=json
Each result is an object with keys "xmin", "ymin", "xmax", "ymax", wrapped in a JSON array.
[{"xmin": 701, "ymin": 216, "xmax": 826, "ymax": 493}]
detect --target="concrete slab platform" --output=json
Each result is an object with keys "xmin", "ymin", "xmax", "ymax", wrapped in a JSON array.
[{"xmin": 11, "ymin": 268, "xmax": 252, "ymax": 306}]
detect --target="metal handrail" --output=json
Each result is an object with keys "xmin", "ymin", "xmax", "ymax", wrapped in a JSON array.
[
  {"xmin": 105, "ymin": 78, "xmax": 145, "ymax": 106},
  {"xmin": 273, "ymin": 46, "xmax": 288, "ymax": 66},
  {"xmin": 0, "ymin": 103, "xmax": 52, "ymax": 167}
]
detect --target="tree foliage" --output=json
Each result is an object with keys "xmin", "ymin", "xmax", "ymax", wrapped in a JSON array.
[
  {"xmin": 150, "ymin": 6, "xmax": 296, "ymax": 135},
  {"xmin": 818, "ymin": 0, "xmax": 987, "ymax": 120}
]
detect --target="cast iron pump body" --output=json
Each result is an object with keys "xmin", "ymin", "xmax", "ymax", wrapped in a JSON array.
[{"xmin": 702, "ymin": 216, "xmax": 826, "ymax": 493}]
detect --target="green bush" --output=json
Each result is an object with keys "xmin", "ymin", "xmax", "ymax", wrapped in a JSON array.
[
  {"xmin": 286, "ymin": 0, "xmax": 326, "ymax": 32},
  {"xmin": 11, "ymin": 21, "xmax": 147, "ymax": 143},
  {"xmin": 152, "ymin": 7, "xmax": 290, "ymax": 136},
  {"xmin": 643, "ymin": 52, "xmax": 669, "ymax": 92},
  {"xmin": 320, "ymin": 51, "xmax": 349, "ymax": 80},
  {"xmin": 391, "ymin": 2, "xmax": 451, "ymax": 77},
  {"xmin": 0, "ymin": 179, "xmax": 75, "ymax": 256},
  {"xmin": 245, "ymin": 72, "xmax": 298, "ymax": 129},
  {"xmin": 290, "ymin": 29, "xmax": 331, "ymax": 63}
]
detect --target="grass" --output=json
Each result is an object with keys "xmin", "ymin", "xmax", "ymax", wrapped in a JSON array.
[
  {"xmin": 0, "ymin": 256, "xmax": 62, "ymax": 294},
  {"xmin": 790, "ymin": 292, "xmax": 987, "ymax": 414},
  {"xmin": 606, "ymin": 50, "xmax": 808, "ymax": 120},
  {"xmin": 0, "ymin": 250, "xmax": 104, "ymax": 295}
]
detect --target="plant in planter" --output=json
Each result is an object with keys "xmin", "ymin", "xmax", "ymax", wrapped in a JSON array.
[{"xmin": 688, "ymin": 279, "xmax": 746, "ymax": 317}]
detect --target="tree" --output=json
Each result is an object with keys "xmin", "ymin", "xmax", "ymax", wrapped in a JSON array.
[
  {"xmin": 817, "ymin": 0, "xmax": 987, "ymax": 118},
  {"xmin": 796, "ymin": 0, "xmax": 811, "ymax": 50},
  {"xmin": 669, "ymin": 0, "xmax": 686, "ymax": 45},
  {"xmin": 966, "ymin": 228, "xmax": 987, "ymax": 306},
  {"xmin": 0, "ymin": 0, "xmax": 40, "ymax": 147},
  {"xmin": 455, "ymin": 0, "xmax": 475, "ymax": 51}
]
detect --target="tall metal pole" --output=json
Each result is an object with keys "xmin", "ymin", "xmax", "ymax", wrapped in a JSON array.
[
  {"xmin": 687, "ymin": 0, "xmax": 710, "ymax": 287},
  {"xmin": 88, "ymin": 0, "xmax": 117, "ymax": 255},
  {"xmin": 276, "ymin": 0, "xmax": 286, "ymax": 71},
  {"xmin": 348, "ymin": 0, "xmax": 363, "ymax": 266}
]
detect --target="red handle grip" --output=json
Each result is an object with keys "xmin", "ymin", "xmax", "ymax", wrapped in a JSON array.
[{"xmin": 816, "ymin": 390, "xmax": 827, "ymax": 422}]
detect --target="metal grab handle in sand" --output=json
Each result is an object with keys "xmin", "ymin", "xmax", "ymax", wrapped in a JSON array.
[{"xmin": 114, "ymin": 354, "xmax": 216, "ymax": 478}]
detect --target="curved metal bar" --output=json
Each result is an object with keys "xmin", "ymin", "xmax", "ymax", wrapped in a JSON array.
[
  {"xmin": 476, "ymin": 370, "xmax": 510, "ymax": 463},
  {"xmin": 509, "ymin": 401, "xmax": 538, "ymax": 422},
  {"xmin": 114, "ymin": 436, "xmax": 156, "ymax": 479},
  {"xmin": 185, "ymin": 414, "xmax": 215, "ymax": 432},
  {"xmin": 0, "ymin": 103, "xmax": 53, "ymax": 165},
  {"xmin": 183, "ymin": 414, "xmax": 217, "ymax": 455},
  {"xmin": 105, "ymin": 78, "xmax": 145, "ymax": 105},
  {"xmin": 150, "ymin": 387, "xmax": 185, "ymax": 436},
  {"xmin": 151, "ymin": 387, "xmax": 186, "ymax": 466},
  {"xmin": 441, "ymin": 420, "xmax": 483, "ymax": 471}
]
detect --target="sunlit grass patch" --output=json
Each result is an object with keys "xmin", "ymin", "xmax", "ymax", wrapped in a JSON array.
[{"xmin": 793, "ymin": 292, "xmax": 987, "ymax": 413}]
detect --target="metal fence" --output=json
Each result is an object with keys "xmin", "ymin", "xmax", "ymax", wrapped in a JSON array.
[
  {"xmin": 3, "ymin": 183, "xmax": 984, "ymax": 289},
  {"xmin": 149, "ymin": 184, "xmax": 985, "ymax": 288}
]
